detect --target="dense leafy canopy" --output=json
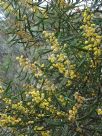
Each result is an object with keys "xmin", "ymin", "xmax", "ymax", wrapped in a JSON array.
[{"xmin": 0, "ymin": 0, "xmax": 102, "ymax": 136}]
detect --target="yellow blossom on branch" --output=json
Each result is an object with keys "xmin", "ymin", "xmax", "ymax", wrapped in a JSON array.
[{"xmin": 81, "ymin": 8, "xmax": 102, "ymax": 57}]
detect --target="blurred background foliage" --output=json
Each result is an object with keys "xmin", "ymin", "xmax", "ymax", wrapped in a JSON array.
[{"xmin": 0, "ymin": 0, "xmax": 102, "ymax": 136}]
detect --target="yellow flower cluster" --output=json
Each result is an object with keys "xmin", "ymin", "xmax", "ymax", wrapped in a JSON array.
[
  {"xmin": 43, "ymin": 31, "xmax": 76, "ymax": 86},
  {"xmin": 3, "ymin": 98, "xmax": 12, "ymax": 105},
  {"xmin": 31, "ymin": 5, "xmax": 39, "ymax": 13},
  {"xmin": 74, "ymin": 92, "xmax": 85, "ymax": 105},
  {"xmin": 26, "ymin": 87, "xmax": 66, "ymax": 117},
  {"xmin": 57, "ymin": 0, "xmax": 66, "ymax": 8},
  {"xmin": 68, "ymin": 92, "xmax": 85, "ymax": 121},
  {"xmin": 16, "ymin": 30, "xmax": 34, "ymax": 43},
  {"xmin": 43, "ymin": 31, "xmax": 60, "ymax": 52},
  {"xmin": 23, "ymin": 82, "xmax": 56, "ymax": 110},
  {"xmin": 27, "ymin": 88, "xmax": 55, "ymax": 113},
  {"xmin": 34, "ymin": 126, "xmax": 50, "ymax": 136},
  {"xmin": 81, "ymin": 8, "xmax": 102, "ymax": 57},
  {"xmin": 12, "ymin": 101, "xmax": 28, "ymax": 114},
  {"xmin": 51, "ymin": 53, "xmax": 70, "ymax": 74},
  {"xmin": 34, "ymin": 126, "xmax": 44, "ymax": 131},
  {"xmin": 23, "ymin": 84, "xmax": 34, "ymax": 90},
  {"xmin": 16, "ymin": 55, "xmax": 57, "ymax": 95},
  {"xmin": 0, "ymin": 85, "xmax": 4, "ymax": 94},
  {"xmin": 41, "ymin": 79, "xmax": 56, "ymax": 93},
  {"xmin": 0, "ymin": 86, "xmax": 4, "ymax": 99},
  {"xmin": 41, "ymin": 131, "xmax": 50, "ymax": 136},
  {"xmin": 3, "ymin": 98, "xmax": 28, "ymax": 114},
  {"xmin": 0, "ymin": 113, "xmax": 21, "ymax": 127},
  {"xmin": 58, "ymin": 95, "xmax": 67, "ymax": 106},
  {"xmin": 16, "ymin": 55, "xmax": 43, "ymax": 78},
  {"xmin": 97, "ymin": 109, "xmax": 102, "ymax": 115}
]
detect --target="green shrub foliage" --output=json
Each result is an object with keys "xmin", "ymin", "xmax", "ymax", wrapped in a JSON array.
[{"xmin": 0, "ymin": 0, "xmax": 102, "ymax": 136}]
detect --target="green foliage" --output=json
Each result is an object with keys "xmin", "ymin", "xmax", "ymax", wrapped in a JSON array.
[{"xmin": 0, "ymin": 0, "xmax": 102, "ymax": 136}]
